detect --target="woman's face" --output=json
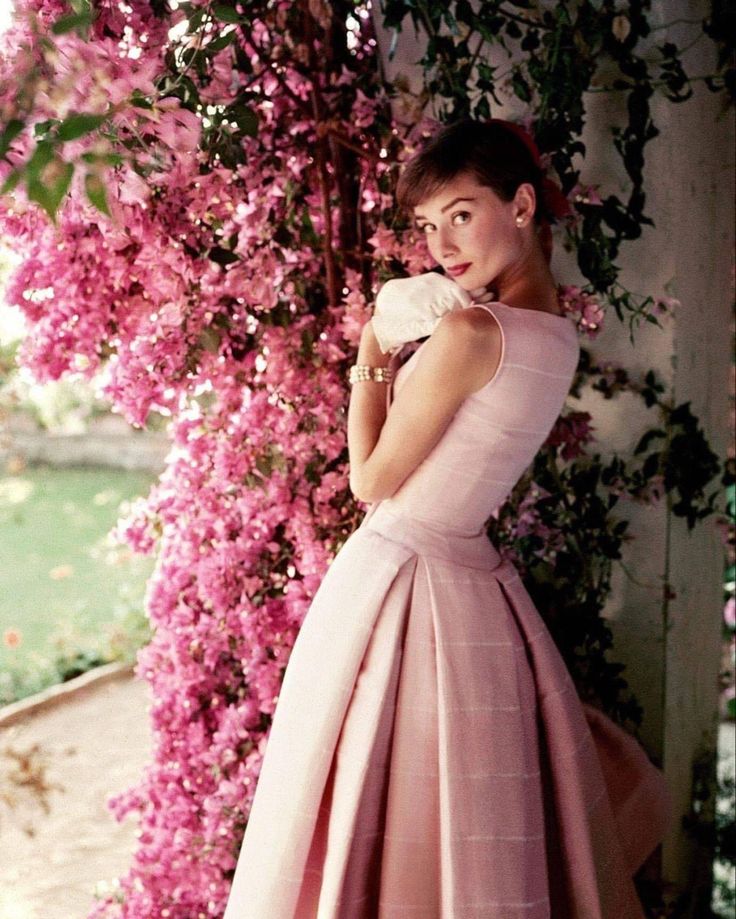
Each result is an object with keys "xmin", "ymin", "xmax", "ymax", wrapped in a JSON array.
[{"xmin": 413, "ymin": 171, "xmax": 535, "ymax": 294}]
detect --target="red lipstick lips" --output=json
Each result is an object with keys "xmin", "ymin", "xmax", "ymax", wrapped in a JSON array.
[{"xmin": 447, "ymin": 263, "xmax": 471, "ymax": 277}]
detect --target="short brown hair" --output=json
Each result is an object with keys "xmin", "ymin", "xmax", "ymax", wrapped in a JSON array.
[{"xmin": 395, "ymin": 118, "xmax": 552, "ymax": 226}]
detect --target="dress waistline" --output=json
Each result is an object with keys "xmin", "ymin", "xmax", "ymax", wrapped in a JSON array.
[{"xmin": 358, "ymin": 502, "xmax": 503, "ymax": 573}]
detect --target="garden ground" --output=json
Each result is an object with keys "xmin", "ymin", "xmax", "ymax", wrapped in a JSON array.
[{"xmin": 0, "ymin": 666, "xmax": 153, "ymax": 919}]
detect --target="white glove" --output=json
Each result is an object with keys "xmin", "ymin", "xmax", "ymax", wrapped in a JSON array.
[{"xmin": 371, "ymin": 271, "xmax": 492, "ymax": 355}]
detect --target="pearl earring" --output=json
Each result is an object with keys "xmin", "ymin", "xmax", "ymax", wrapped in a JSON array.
[{"xmin": 515, "ymin": 217, "xmax": 524, "ymax": 226}]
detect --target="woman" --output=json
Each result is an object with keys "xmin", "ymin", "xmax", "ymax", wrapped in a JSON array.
[{"xmin": 223, "ymin": 118, "xmax": 673, "ymax": 918}]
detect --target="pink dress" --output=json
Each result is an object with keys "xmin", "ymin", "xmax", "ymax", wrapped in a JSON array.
[{"xmin": 223, "ymin": 301, "xmax": 674, "ymax": 919}]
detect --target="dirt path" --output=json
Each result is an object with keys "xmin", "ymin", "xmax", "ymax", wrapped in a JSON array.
[{"xmin": 0, "ymin": 671, "xmax": 153, "ymax": 919}]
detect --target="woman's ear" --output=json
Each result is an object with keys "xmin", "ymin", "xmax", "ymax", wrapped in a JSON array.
[{"xmin": 513, "ymin": 182, "xmax": 537, "ymax": 223}]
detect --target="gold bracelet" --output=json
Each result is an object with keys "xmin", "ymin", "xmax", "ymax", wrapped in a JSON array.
[{"xmin": 348, "ymin": 363, "xmax": 394, "ymax": 385}]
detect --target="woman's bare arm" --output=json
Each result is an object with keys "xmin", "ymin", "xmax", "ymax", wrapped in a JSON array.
[
  {"xmin": 346, "ymin": 321, "xmax": 393, "ymax": 500},
  {"xmin": 347, "ymin": 309, "xmax": 501, "ymax": 503}
]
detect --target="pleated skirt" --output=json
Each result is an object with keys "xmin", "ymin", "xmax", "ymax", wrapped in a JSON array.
[{"xmin": 222, "ymin": 503, "xmax": 673, "ymax": 918}]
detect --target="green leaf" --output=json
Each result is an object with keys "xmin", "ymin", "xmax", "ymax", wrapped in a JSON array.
[
  {"xmin": 181, "ymin": 46, "xmax": 203, "ymax": 68},
  {"xmin": 57, "ymin": 112, "xmax": 107, "ymax": 142},
  {"xmin": 633, "ymin": 428, "xmax": 665, "ymax": 454},
  {"xmin": 34, "ymin": 118, "xmax": 60, "ymax": 137},
  {"xmin": 442, "ymin": 8, "xmax": 460, "ymax": 36},
  {"xmin": 212, "ymin": 4, "xmax": 241, "ymax": 22},
  {"xmin": 207, "ymin": 29, "xmax": 237, "ymax": 52},
  {"xmin": 188, "ymin": 7, "xmax": 205, "ymax": 31},
  {"xmin": 27, "ymin": 159, "xmax": 74, "ymax": 221},
  {"xmin": 50, "ymin": 11, "xmax": 94, "ymax": 34},
  {"xmin": 80, "ymin": 151, "xmax": 124, "ymax": 166},
  {"xmin": 505, "ymin": 19, "xmax": 522, "ymax": 39},
  {"xmin": 255, "ymin": 451, "xmax": 272, "ymax": 476},
  {"xmin": 130, "ymin": 90, "xmax": 154, "ymax": 110},
  {"xmin": 0, "ymin": 119, "xmax": 24, "ymax": 158},
  {"xmin": 226, "ymin": 103, "xmax": 258, "ymax": 135},
  {"xmin": 208, "ymin": 246, "xmax": 240, "ymax": 266},
  {"xmin": 199, "ymin": 326, "xmax": 222, "ymax": 353},
  {"xmin": 642, "ymin": 452, "xmax": 661, "ymax": 480},
  {"xmin": 84, "ymin": 172, "xmax": 111, "ymax": 217},
  {"xmin": 511, "ymin": 69, "xmax": 532, "ymax": 103},
  {"xmin": 300, "ymin": 328, "xmax": 315, "ymax": 359},
  {"xmin": 0, "ymin": 169, "xmax": 22, "ymax": 195},
  {"xmin": 25, "ymin": 141, "xmax": 55, "ymax": 182}
]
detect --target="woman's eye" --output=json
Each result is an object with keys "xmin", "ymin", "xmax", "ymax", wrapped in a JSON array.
[{"xmin": 417, "ymin": 211, "xmax": 471, "ymax": 234}]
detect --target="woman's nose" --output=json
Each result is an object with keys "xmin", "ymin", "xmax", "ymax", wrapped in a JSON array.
[{"xmin": 437, "ymin": 227, "xmax": 458, "ymax": 256}]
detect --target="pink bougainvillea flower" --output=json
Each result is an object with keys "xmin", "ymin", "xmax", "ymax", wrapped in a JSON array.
[
  {"xmin": 558, "ymin": 284, "xmax": 606, "ymax": 338},
  {"xmin": 724, "ymin": 595, "xmax": 736, "ymax": 630},
  {"xmin": 546, "ymin": 411, "xmax": 595, "ymax": 461}
]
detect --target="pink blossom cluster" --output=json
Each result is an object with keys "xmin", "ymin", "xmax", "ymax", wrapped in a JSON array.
[
  {"xmin": 0, "ymin": 0, "xmax": 184, "ymax": 193},
  {"xmin": 545, "ymin": 410, "xmax": 595, "ymax": 461},
  {"xmin": 0, "ymin": 2, "xmax": 419, "ymax": 915},
  {"xmin": 498, "ymin": 481, "xmax": 568, "ymax": 569},
  {"xmin": 367, "ymin": 223, "xmax": 435, "ymax": 276},
  {"xmin": 558, "ymin": 284, "xmax": 606, "ymax": 337}
]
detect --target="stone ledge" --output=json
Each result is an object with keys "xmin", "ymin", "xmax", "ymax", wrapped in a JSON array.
[
  {"xmin": 0, "ymin": 428, "xmax": 169, "ymax": 473},
  {"xmin": 0, "ymin": 660, "xmax": 139, "ymax": 729}
]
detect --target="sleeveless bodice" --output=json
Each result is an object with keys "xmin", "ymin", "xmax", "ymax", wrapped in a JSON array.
[{"xmin": 377, "ymin": 301, "xmax": 580, "ymax": 536}]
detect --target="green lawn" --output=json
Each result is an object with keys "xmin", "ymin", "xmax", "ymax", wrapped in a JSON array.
[{"xmin": 0, "ymin": 462, "xmax": 158, "ymax": 699}]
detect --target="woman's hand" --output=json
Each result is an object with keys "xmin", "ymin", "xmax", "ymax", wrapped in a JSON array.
[
  {"xmin": 468, "ymin": 284, "xmax": 495, "ymax": 304},
  {"xmin": 371, "ymin": 272, "xmax": 474, "ymax": 355}
]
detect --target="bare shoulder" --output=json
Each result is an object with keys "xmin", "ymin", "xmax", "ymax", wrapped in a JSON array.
[
  {"xmin": 423, "ymin": 308, "xmax": 503, "ymax": 395},
  {"xmin": 435, "ymin": 304, "xmax": 501, "ymax": 338}
]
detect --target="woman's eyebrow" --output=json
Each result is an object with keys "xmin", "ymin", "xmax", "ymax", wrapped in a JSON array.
[{"xmin": 414, "ymin": 196, "xmax": 477, "ymax": 220}]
